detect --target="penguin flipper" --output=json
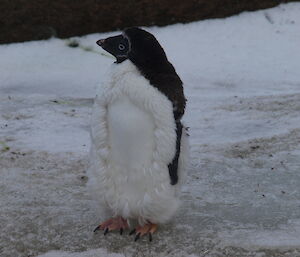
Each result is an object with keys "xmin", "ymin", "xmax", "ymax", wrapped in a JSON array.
[{"xmin": 168, "ymin": 121, "xmax": 182, "ymax": 185}]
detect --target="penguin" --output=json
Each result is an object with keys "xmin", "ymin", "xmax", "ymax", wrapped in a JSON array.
[{"xmin": 89, "ymin": 27, "xmax": 189, "ymax": 241}]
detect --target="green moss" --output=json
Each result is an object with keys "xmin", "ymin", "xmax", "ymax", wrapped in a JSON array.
[
  {"xmin": 0, "ymin": 141, "xmax": 10, "ymax": 153},
  {"xmin": 65, "ymin": 39, "xmax": 114, "ymax": 59},
  {"xmin": 67, "ymin": 39, "xmax": 79, "ymax": 48}
]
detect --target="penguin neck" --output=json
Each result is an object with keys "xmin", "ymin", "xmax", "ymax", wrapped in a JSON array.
[{"xmin": 111, "ymin": 60, "xmax": 137, "ymax": 76}]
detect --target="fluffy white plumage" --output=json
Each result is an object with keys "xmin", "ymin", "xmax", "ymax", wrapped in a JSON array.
[{"xmin": 88, "ymin": 60, "xmax": 189, "ymax": 225}]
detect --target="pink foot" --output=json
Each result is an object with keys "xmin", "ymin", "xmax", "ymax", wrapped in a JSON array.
[
  {"xmin": 129, "ymin": 223, "xmax": 158, "ymax": 242},
  {"xmin": 94, "ymin": 216, "xmax": 129, "ymax": 235}
]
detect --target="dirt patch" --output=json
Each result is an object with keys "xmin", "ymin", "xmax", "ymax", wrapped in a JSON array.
[
  {"xmin": 225, "ymin": 128, "xmax": 300, "ymax": 159},
  {"xmin": 220, "ymin": 94, "xmax": 300, "ymax": 116}
]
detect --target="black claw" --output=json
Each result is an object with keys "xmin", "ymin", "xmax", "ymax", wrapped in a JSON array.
[
  {"xmin": 104, "ymin": 228, "xmax": 109, "ymax": 235},
  {"xmin": 129, "ymin": 229, "xmax": 136, "ymax": 235},
  {"xmin": 134, "ymin": 233, "xmax": 140, "ymax": 242},
  {"xmin": 120, "ymin": 228, "xmax": 123, "ymax": 235},
  {"xmin": 93, "ymin": 226, "xmax": 100, "ymax": 233},
  {"xmin": 149, "ymin": 233, "xmax": 152, "ymax": 242}
]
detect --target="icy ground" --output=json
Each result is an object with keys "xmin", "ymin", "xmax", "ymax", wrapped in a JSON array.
[{"xmin": 1, "ymin": 3, "xmax": 300, "ymax": 257}]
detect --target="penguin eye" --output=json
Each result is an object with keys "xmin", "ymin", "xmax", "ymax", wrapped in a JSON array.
[{"xmin": 118, "ymin": 43, "xmax": 125, "ymax": 51}]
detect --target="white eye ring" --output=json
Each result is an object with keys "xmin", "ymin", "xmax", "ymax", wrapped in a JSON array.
[{"xmin": 118, "ymin": 43, "xmax": 125, "ymax": 50}]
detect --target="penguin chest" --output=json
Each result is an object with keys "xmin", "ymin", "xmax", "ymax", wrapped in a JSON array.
[{"xmin": 107, "ymin": 96, "xmax": 155, "ymax": 170}]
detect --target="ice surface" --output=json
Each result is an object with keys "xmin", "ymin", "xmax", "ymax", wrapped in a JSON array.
[{"xmin": 1, "ymin": 3, "xmax": 300, "ymax": 257}]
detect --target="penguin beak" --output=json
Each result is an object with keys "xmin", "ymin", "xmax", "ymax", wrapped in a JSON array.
[{"xmin": 96, "ymin": 39, "xmax": 105, "ymax": 47}]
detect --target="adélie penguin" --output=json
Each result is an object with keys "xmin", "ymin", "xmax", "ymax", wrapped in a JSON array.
[{"xmin": 89, "ymin": 27, "xmax": 189, "ymax": 241}]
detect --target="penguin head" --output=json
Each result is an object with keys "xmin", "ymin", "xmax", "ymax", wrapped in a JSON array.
[
  {"xmin": 124, "ymin": 27, "xmax": 169, "ymax": 68},
  {"xmin": 97, "ymin": 27, "xmax": 168, "ymax": 67},
  {"xmin": 97, "ymin": 34, "xmax": 130, "ymax": 63}
]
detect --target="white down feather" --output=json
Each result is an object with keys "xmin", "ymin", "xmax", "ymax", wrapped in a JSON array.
[{"xmin": 88, "ymin": 60, "xmax": 189, "ymax": 225}]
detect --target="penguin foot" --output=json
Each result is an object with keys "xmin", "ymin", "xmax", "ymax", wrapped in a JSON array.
[
  {"xmin": 130, "ymin": 223, "xmax": 158, "ymax": 242},
  {"xmin": 94, "ymin": 216, "xmax": 129, "ymax": 235}
]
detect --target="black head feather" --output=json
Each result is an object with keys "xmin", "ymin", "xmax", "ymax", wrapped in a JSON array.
[{"xmin": 124, "ymin": 27, "xmax": 170, "ymax": 70}]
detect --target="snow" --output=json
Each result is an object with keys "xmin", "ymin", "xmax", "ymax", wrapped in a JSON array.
[{"xmin": 1, "ymin": 2, "xmax": 300, "ymax": 257}]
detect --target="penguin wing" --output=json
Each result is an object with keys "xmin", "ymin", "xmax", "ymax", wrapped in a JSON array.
[
  {"xmin": 168, "ymin": 121, "xmax": 182, "ymax": 185},
  {"xmin": 149, "ymin": 73, "xmax": 186, "ymax": 121},
  {"xmin": 148, "ymin": 74, "xmax": 186, "ymax": 185}
]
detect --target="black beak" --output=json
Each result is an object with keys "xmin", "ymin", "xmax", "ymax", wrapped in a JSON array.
[{"xmin": 96, "ymin": 39, "xmax": 105, "ymax": 47}]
